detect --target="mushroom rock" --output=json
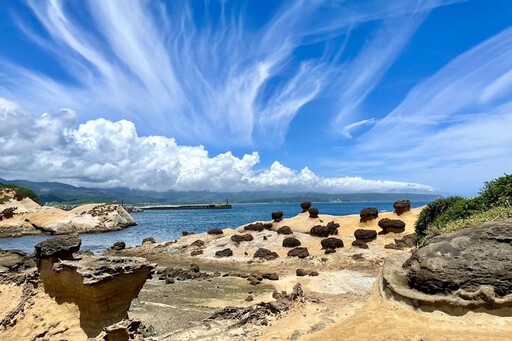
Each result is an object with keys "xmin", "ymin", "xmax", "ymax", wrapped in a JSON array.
[
  {"xmin": 282, "ymin": 237, "xmax": 301, "ymax": 248},
  {"xmin": 254, "ymin": 248, "xmax": 279, "ymax": 261},
  {"xmin": 378, "ymin": 218, "xmax": 406, "ymax": 234},
  {"xmin": 308, "ymin": 207, "xmax": 319, "ymax": 218},
  {"xmin": 111, "ymin": 241, "xmax": 126, "ymax": 251},
  {"xmin": 351, "ymin": 239, "xmax": 369, "ymax": 249},
  {"xmin": 231, "ymin": 234, "xmax": 254, "ymax": 243},
  {"xmin": 35, "ymin": 235, "xmax": 154, "ymax": 338},
  {"xmin": 359, "ymin": 207, "xmax": 379, "ymax": 223},
  {"xmin": 215, "ymin": 248, "xmax": 233, "ymax": 257},
  {"xmin": 393, "ymin": 200, "xmax": 411, "ymax": 216},
  {"xmin": 300, "ymin": 201, "xmax": 312, "ymax": 213},
  {"xmin": 287, "ymin": 247, "xmax": 310, "ymax": 259},
  {"xmin": 354, "ymin": 229, "xmax": 377, "ymax": 242},
  {"xmin": 244, "ymin": 222, "xmax": 273, "ymax": 232},
  {"xmin": 320, "ymin": 237, "xmax": 344, "ymax": 249},
  {"xmin": 277, "ymin": 226, "xmax": 293, "ymax": 235},
  {"xmin": 207, "ymin": 228, "xmax": 224, "ymax": 235},
  {"xmin": 271, "ymin": 211, "xmax": 284, "ymax": 222}
]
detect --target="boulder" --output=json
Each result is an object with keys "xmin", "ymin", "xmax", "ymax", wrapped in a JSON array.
[
  {"xmin": 277, "ymin": 226, "xmax": 293, "ymax": 235},
  {"xmin": 308, "ymin": 207, "xmax": 319, "ymax": 218},
  {"xmin": 321, "ymin": 237, "xmax": 344, "ymax": 249},
  {"xmin": 359, "ymin": 207, "xmax": 378, "ymax": 223},
  {"xmin": 282, "ymin": 237, "xmax": 301, "ymax": 247},
  {"xmin": 354, "ymin": 229, "xmax": 377, "ymax": 242},
  {"xmin": 231, "ymin": 233, "xmax": 254, "ymax": 243},
  {"xmin": 207, "ymin": 228, "xmax": 224, "ymax": 235},
  {"xmin": 351, "ymin": 240, "xmax": 369, "ymax": 249},
  {"xmin": 326, "ymin": 221, "xmax": 340, "ymax": 235},
  {"xmin": 287, "ymin": 247, "xmax": 309, "ymax": 259},
  {"xmin": 271, "ymin": 211, "xmax": 284, "ymax": 222},
  {"xmin": 215, "ymin": 248, "xmax": 233, "ymax": 258},
  {"xmin": 324, "ymin": 249, "xmax": 336, "ymax": 254},
  {"xmin": 403, "ymin": 220, "xmax": 512, "ymax": 297},
  {"xmin": 254, "ymin": 248, "xmax": 279, "ymax": 261},
  {"xmin": 300, "ymin": 201, "xmax": 312, "ymax": 213},
  {"xmin": 393, "ymin": 200, "xmax": 411, "ymax": 215},
  {"xmin": 190, "ymin": 239, "xmax": 205, "ymax": 248},
  {"xmin": 142, "ymin": 237, "xmax": 156, "ymax": 245},
  {"xmin": 111, "ymin": 241, "xmax": 126, "ymax": 251},
  {"xmin": 244, "ymin": 222, "xmax": 273, "ymax": 232},
  {"xmin": 378, "ymin": 218, "xmax": 406, "ymax": 234}
]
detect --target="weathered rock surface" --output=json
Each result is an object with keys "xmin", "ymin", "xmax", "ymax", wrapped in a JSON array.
[
  {"xmin": 244, "ymin": 222, "xmax": 273, "ymax": 232},
  {"xmin": 354, "ymin": 229, "xmax": 377, "ymax": 242},
  {"xmin": 207, "ymin": 228, "xmax": 224, "ymax": 235},
  {"xmin": 36, "ymin": 236, "xmax": 153, "ymax": 338},
  {"xmin": 378, "ymin": 218, "xmax": 406, "ymax": 234},
  {"xmin": 231, "ymin": 233, "xmax": 254, "ymax": 243},
  {"xmin": 309, "ymin": 222, "xmax": 338, "ymax": 237},
  {"xmin": 300, "ymin": 201, "xmax": 312, "ymax": 213},
  {"xmin": 215, "ymin": 248, "xmax": 233, "ymax": 258},
  {"xmin": 95, "ymin": 318, "xmax": 153, "ymax": 341},
  {"xmin": 158, "ymin": 265, "xmax": 210, "ymax": 282},
  {"xmin": 404, "ymin": 220, "xmax": 512, "ymax": 298},
  {"xmin": 142, "ymin": 237, "xmax": 156, "ymax": 245},
  {"xmin": 308, "ymin": 208, "xmax": 319, "ymax": 218},
  {"xmin": 321, "ymin": 237, "xmax": 344, "ymax": 249},
  {"xmin": 360, "ymin": 207, "xmax": 378, "ymax": 223},
  {"xmin": 0, "ymin": 249, "xmax": 36, "ymax": 273},
  {"xmin": 271, "ymin": 211, "xmax": 284, "ymax": 222},
  {"xmin": 190, "ymin": 239, "xmax": 205, "ymax": 248},
  {"xmin": 384, "ymin": 233, "xmax": 416, "ymax": 250},
  {"xmin": 287, "ymin": 247, "xmax": 309, "ymax": 258},
  {"xmin": 254, "ymin": 248, "xmax": 279, "ymax": 261},
  {"xmin": 351, "ymin": 240, "xmax": 369, "ymax": 249},
  {"xmin": 277, "ymin": 226, "xmax": 293, "ymax": 235},
  {"xmin": 111, "ymin": 241, "xmax": 126, "ymax": 251},
  {"xmin": 393, "ymin": 199, "xmax": 411, "ymax": 215},
  {"xmin": 282, "ymin": 237, "xmax": 301, "ymax": 247}
]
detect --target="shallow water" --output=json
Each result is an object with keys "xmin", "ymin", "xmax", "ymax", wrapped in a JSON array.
[{"xmin": 0, "ymin": 201, "xmax": 428, "ymax": 254}]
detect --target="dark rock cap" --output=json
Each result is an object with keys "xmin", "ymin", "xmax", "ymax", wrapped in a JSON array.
[
  {"xmin": 35, "ymin": 234, "xmax": 81, "ymax": 261},
  {"xmin": 300, "ymin": 201, "xmax": 312, "ymax": 213}
]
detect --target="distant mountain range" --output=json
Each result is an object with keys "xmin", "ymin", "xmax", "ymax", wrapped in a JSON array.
[{"xmin": 0, "ymin": 177, "xmax": 441, "ymax": 205}]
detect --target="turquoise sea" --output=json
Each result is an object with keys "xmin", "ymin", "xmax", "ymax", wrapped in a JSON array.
[{"xmin": 0, "ymin": 201, "xmax": 428, "ymax": 254}]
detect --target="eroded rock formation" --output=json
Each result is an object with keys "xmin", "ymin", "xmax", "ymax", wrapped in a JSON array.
[
  {"xmin": 393, "ymin": 200, "xmax": 411, "ymax": 215},
  {"xmin": 300, "ymin": 201, "xmax": 312, "ymax": 213},
  {"xmin": 271, "ymin": 211, "xmax": 284, "ymax": 222},
  {"xmin": 378, "ymin": 218, "xmax": 406, "ymax": 234},
  {"xmin": 359, "ymin": 207, "xmax": 378, "ymax": 223}
]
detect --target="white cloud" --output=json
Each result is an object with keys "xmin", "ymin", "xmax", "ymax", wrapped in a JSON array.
[
  {"xmin": 341, "ymin": 119, "xmax": 376, "ymax": 138},
  {"xmin": 0, "ymin": 98, "xmax": 435, "ymax": 193}
]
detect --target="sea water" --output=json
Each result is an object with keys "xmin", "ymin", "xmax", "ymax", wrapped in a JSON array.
[{"xmin": 0, "ymin": 201, "xmax": 429, "ymax": 254}]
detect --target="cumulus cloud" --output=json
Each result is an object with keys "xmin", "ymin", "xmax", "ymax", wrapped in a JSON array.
[{"xmin": 0, "ymin": 98, "xmax": 435, "ymax": 193}]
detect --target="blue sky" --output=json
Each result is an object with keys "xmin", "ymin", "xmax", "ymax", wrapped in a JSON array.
[{"xmin": 0, "ymin": 0, "xmax": 511, "ymax": 195}]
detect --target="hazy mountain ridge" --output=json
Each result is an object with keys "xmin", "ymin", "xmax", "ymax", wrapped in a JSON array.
[{"xmin": 0, "ymin": 178, "xmax": 441, "ymax": 205}]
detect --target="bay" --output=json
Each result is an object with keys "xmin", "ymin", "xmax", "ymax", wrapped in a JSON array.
[{"xmin": 0, "ymin": 201, "xmax": 428, "ymax": 254}]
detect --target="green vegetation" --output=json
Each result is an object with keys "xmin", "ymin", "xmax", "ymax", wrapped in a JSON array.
[
  {"xmin": 415, "ymin": 174, "xmax": 512, "ymax": 243},
  {"xmin": 0, "ymin": 183, "xmax": 43, "ymax": 205}
]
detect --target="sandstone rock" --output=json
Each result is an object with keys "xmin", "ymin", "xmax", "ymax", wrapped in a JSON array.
[
  {"xmin": 354, "ymin": 229, "xmax": 377, "ymax": 242},
  {"xmin": 277, "ymin": 226, "xmax": 293, "ymax": 235},
  {"xmin": 393, "ymin": 200, "xmax": 411, "ymax": 215},
  {"xmin": 37, "ymin": 236, "xmax": 153, "ymax": 337},
  {"xmin": 404, "ymin": 220, "xmax": 512, "ymax": 297},
  {"xmin": 215, "ymin": 248, "xmax": 233, "ymax": 258},
  {"xmin": 385, "ymin": 233, "xmax": 416, "ymax": 250},
  {"xmin": 95, "ymin": 318, "xmax": 152, "ymax": 341},
  {"xmin": 321, "ymin": 237, "xmax": 343, "ymax": 249},
  {"xmin": 207, "ymin": 228, "xmax": 224, "ymax": 235},
  {"xmin": 287, "ymin": 247, "xmax": 309, "ymax": 259},
  {"xmin": 231, "ymin": 233, "xmax": 254, "ymax": 243},
  {"xmin": 254, "ymin": 248, "xmax": 279, "ymax": 261},
  {"xmin": 191, "ymin": 250, "xmax": 203, "ymax": 256},
  {"xmin": 244, "ymin": 222, "xmax": 273, "ymax": 232},
  {"xmin": 300, "ymin": 201, "xmax": 312, "ymax": 213},
  {"xmin": 0, "ymin": 249, "xmax": 36, "ymax": 272},
  {"xmin": 142, "ymin": 237, "xmax": 156, "ymax": 245},
  {"xmin": 282, "ymin": 237, "xmax": 301, "ymax": 247},
  {"xmin": 351, "ymin": 240, "xmax": 369, "ymax": 249},
  {"xmin": 111, "ymin": 241, "xmax": 126, "ymax": 251},
  {"xmin": 190, "ymin": 239, "xmax": 205, "ymax": 248},
  {"xmin": 308, "ymin": 207, "xmax": 319, "ymax": 218},
  {"xmin": 271, "ymin": 211, "xmax": 284, "ymax": 222},
  {"xmin": 378, "ymin": 218, "xmax": 406, "ymax": 234},
  {"xmin": 360, "ymin": 207, "xmax": 378, "ymax": 223}
]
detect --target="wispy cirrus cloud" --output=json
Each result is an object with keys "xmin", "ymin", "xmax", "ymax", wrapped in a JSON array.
[{"xmin": 0, "ymin": 0, "xmax": 452, "ymax": 147}]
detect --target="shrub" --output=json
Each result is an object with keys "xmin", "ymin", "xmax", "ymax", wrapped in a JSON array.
[
  {"xmin": 0, "ymin": 184, "xmax": 43, "ymax": 205},
  {"xmin": 430, "ymin": 197, "xmax": 484, "ymax": 228},
  {"xmin": 414, "ymin": 196, "xmax": 465, "ymax": 241},
  {"xmin": 479, "ymin": 174, "xmax": 512, "ymax": 208}
]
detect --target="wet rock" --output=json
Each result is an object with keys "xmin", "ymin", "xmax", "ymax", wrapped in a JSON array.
[
  {"xmin": 271, "ymin": 211, "xmax": 284, "ymax": 222},
  {"xmin": 282, "ymin": 237, "xmax": 301, "ymax": 247},
  {"xmin": 352, "ymin": 240, "xmax": 369, "ymax": 249},
  {"xmin": 190, "ymin": 239, "xmax": 205, "ymax": 248},
  {"xmin": 287, "ymin": 247, "xmax": 309, "ymax": 259},
  {"xmin": 300, "ymin": 201, "xmax": 312, "ymax": 213},
  {"xmin": 190, "ymin": 249, "xmax": 204, "ymax": 256},
  {"xmin": 207, "ymin": 228, "xmax": 224, "ymax": 235},
  {"xmin": 324, "ymin": 249, "xmax": 337, "ymax": 254},
  {"xmin": 142, "ymin": 237, "xmax": 156, "ymax": 245},
  {"xmin": 354, "ymin": 229, "xmax": 377, "ymax": 242},
  {"xmin": 244, "ymin": 222, "xmax": 273, "ymax": 232},
  {"xmin": 231, "ymin": 233, "xmax": 254, "ymax": 243},
  {"xmin": 403, "ymin": 220, "xmax": 512, "ymax": 297},
  {"xmin": 35, "ymin": 234, "xmax": 81, "ymax": 262},
  {"xmin": 308, "ymin": 207, "xmax": 319, "ymax": 218},
  {"xmin": 254, "ymin": 248, "xmax": 279, "ymax": 261},
  {"xmin": 182, "ymin": 231, "xmax": 194, "ymax": 236},
  {"xmin": 321, "ymin": 237, "xmax": 343, "ymax": 249},
  {"xmin": 393, "ymin": 200, "xmax": 411, "ymax": 215},
  {"xmin": 277, "ymin": 226, "xmax": 293, "ymax": 235},
  {"xmin": 359, "ymin": 207, "xmax": 379, "ymax": 223},
  {"xmin": 215, "ymin": 248, "xmax": 233, "ymax": 258},
  {"xmin": 378, "ymin": 218, "xmax": 406, "ymax": 234}
]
